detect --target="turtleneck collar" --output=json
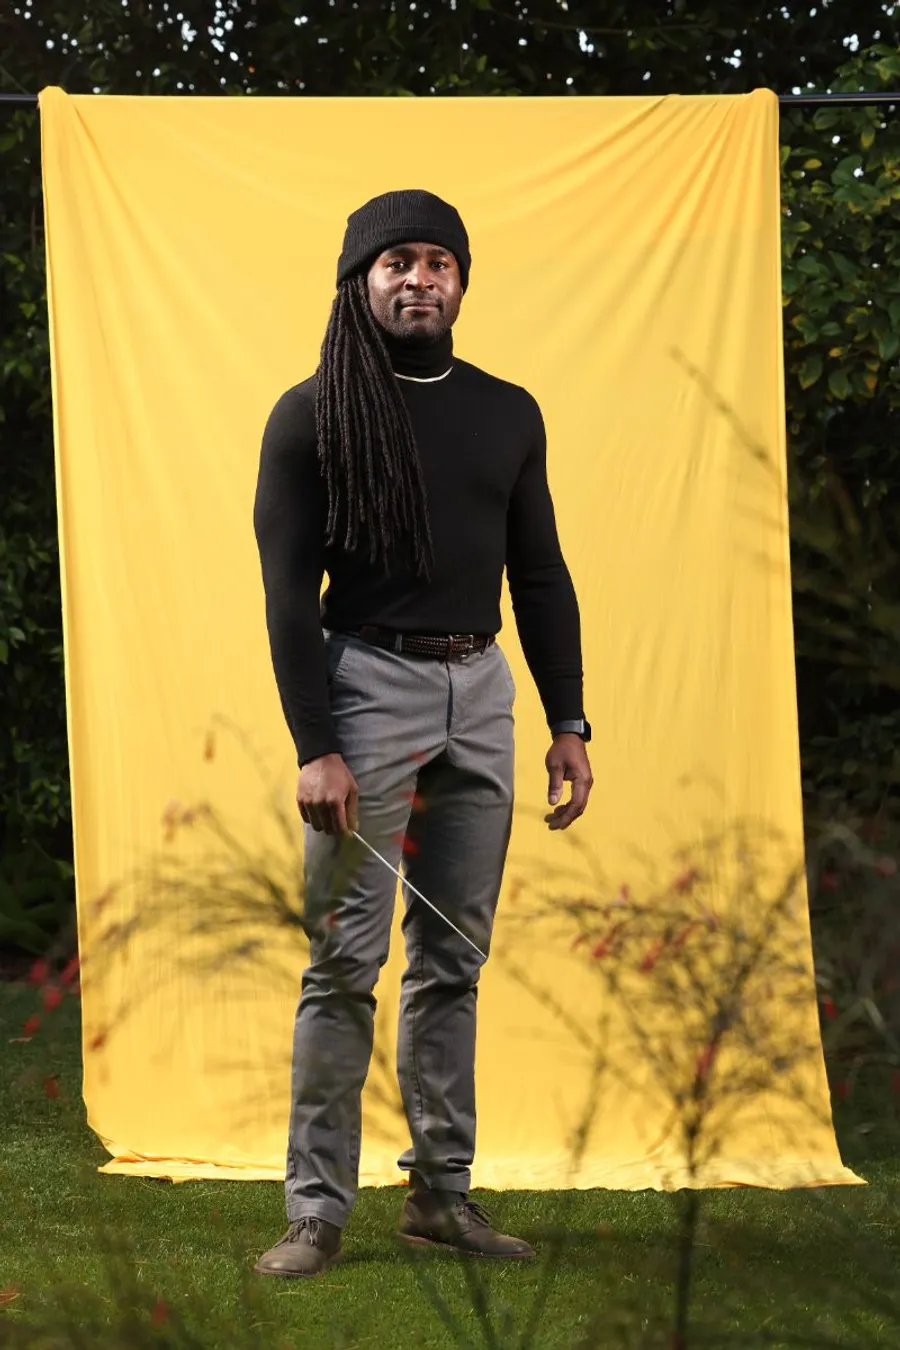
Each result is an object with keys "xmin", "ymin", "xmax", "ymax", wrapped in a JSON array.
[{"xmin": 383, "ymin": 329, "xmax": 454, "ymax": 382}]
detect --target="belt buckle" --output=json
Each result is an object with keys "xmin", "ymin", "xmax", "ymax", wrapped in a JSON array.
[{"xmin": 449, "ymin": 633, "xmax": 475, "ymax": 660}]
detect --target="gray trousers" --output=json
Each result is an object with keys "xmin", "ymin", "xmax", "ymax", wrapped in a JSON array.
[{"xmin": 284, "ymin": 630, "xmax": 516, "ymax": 1227}]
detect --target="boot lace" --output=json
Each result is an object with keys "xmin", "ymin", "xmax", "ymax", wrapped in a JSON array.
[
  {"xmin": 287, "ymin": 1216, "xmax": 322, "ymax": 1246},
  {"xmin": 455, "ymin": 1199, "xmax": 493, "ymax": 1228}
]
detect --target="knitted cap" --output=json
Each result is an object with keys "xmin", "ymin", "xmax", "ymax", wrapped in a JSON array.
[{"xmin": 336, "ymin": 189, "xmax": 471, "ymax": 291}]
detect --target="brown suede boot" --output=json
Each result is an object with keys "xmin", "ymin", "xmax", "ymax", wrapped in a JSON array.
[
  {"xmin": 398, "ymin": 1183, "xmax": 534, "ymax": 1259},
  {"xmin": 254, "ymin": 1216, "xmax": 343, "ymax": 1278}
]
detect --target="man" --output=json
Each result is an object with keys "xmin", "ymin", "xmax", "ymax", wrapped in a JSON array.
[{"xmin": 252, "ymin": 189, "xmax": 592, "ymax": 1278}]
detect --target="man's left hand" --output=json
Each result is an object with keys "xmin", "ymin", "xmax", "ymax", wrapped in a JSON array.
[{"xmin": 545, "ymin": 734, "xmax": 593, "ymax": 831}]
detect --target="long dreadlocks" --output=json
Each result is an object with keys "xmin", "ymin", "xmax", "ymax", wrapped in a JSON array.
[{"xmin": 315, "ymin": 273, "xmax": 434, "ymax": 581}]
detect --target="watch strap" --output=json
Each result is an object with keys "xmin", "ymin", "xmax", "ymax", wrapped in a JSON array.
[{"xmin": 551, "ymin": 718, "xmax": 587, "ymax": 738}]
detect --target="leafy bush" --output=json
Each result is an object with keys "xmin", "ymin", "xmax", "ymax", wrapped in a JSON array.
[
  {"xmin": 0, "ymin": 842, "xmax": 74, "ymax": 954},
  {"xmin": 780, "ymin": 46, "xmax": 900, "ymax": 818}
]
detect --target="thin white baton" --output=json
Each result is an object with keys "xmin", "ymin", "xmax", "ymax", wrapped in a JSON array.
[{"xmin": 350, "ymin": 830, "xmax": 488, "ymax": 962}]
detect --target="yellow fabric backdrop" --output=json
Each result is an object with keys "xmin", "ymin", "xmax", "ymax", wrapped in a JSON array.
[{"xmin": 39, "ymin": 86, "xmax": 860, "ymax": 1190}]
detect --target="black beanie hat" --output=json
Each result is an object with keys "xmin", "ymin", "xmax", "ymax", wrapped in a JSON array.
[{"xmin": 336, "ymin": 189, "xmax": 471, "ymax": 292}]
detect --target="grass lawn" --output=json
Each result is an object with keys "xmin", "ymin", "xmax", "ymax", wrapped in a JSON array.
[{"xmin": 1, "ymin": 979, "xmax": 899, "ymax": 1350}]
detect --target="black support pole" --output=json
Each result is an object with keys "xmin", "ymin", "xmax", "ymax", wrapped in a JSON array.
[{"xmin": 0, "ymin": 90, "xmax": 898, "ymax": 107}]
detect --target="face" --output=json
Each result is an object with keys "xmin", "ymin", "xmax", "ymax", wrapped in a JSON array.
[{"xmin": 366, "ymin": 241, "xmax": 463, "ymax": 344}]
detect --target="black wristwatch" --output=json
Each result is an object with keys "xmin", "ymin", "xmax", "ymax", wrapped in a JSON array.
[{"xmin": 550, "ymin": 718, "xmax": 592, "ymax": 743}]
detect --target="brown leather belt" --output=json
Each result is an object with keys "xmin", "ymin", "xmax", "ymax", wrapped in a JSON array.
[{"xmin": 355, "ymin": 625, "xmax": 496, "ymax": 662}]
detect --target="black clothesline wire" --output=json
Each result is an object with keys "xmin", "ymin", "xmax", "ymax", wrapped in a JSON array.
[{"xmin": 0, "ymin": 91, "xmax": 898, "ymax": 108}]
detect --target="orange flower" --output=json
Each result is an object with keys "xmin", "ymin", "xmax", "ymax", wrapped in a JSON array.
[
  {"xmin": 22, "ymin": 1014, "xmax": 41, "ymax": 1039},
  {"xmin": 28, "ymin": 958, "xmax": 50, "ymax": 987},
  {"xmin": 42, "ymin": 986, "xmax": 63, "ymax": 1013},
  {"xmin": 150, "ymin": 1299, "xmax": 170, "ymax": 1327}
]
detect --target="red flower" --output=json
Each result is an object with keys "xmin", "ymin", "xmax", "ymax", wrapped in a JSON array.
[
  {"xmin": 28, "ymin": 959, "xmax": 50, "ymax": 987},
  {"xmin": 60, "ymin": 955, "xmax": 80, "ymax": 986},
  {"xmin": 639, "ymin": 939, "xmax": 664, "ymax": 973},
  {"xmin": 695, "ymin": 1042, "xmax": 718, "ymax": 1081},
  {"xmin": 590, "ymin": 921, "xmax": 626, "ymax": 959},
  {"xmin": 821, "ymin": 996, "xmax": 837, "ymax": 1020},
  {"xmin": 819, "ymin": 871, "xmax": 839, "ymax": 891},
  {"xmin": 42, "ymin": 986, "xmax": 63, "ymax": 1013},
  {"xmin": 392, "ymin": 830, "xmax": 419, "ymax": 857},
  {"xmin": 22, "ymin": 1014, "xmax": 41, "ymax": 1038},
  {"xmin": 150, "ymin": 1299, "xmax": 170, "ymax": 1327},
  {"xmin": 671, "ymin": 922, "xmax": 699, "ymax": 951},
  {"xmin": 44, "ymin": 1076, "xmax": 60, "ymax": 1101},
  {"xmin": 673, "ymin": 867, "xmax": 700, "ymax": 894}
]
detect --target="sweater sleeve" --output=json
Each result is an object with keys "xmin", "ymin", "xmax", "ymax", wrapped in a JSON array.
[
  {"xmin": 506, "ymin": 393, "xmax": 584, "ymax": 728},
  {"xmin": 252, "ymin": 384, "xmax": 341, "ymax": 767}
]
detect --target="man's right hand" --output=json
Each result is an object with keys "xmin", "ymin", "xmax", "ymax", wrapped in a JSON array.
[{"xmin": 297, "ymin": 754, "xmax": 359, "ymax": 836}]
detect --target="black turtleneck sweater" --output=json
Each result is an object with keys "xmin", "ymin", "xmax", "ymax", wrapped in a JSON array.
[{"xmin": 253, "ymin": 331, "xmax": 584, "ymax": 766}]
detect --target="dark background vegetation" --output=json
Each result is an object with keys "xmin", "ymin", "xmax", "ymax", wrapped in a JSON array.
[{"xmin": 1, "ymin": 1, "xmax": 899, "ymax": 956}]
